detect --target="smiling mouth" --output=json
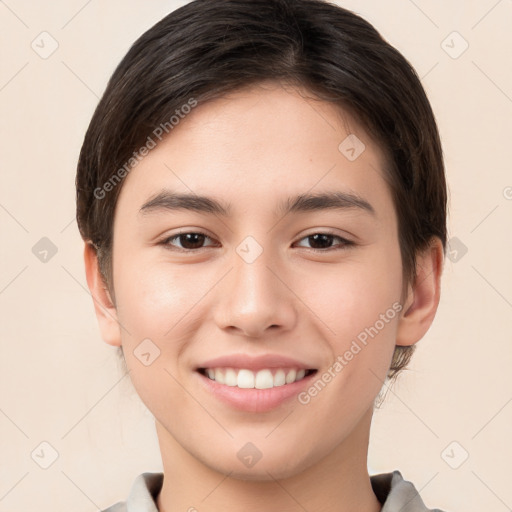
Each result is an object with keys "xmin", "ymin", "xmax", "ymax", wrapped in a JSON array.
[{"xmin": 197, "ymin": 367, "xmax": 317, "ymax": 389}]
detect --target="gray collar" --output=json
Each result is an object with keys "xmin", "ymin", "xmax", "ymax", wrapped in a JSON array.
[{"xmin": 102, "ymin": 470, "xmax": 446, "ymax": 512}]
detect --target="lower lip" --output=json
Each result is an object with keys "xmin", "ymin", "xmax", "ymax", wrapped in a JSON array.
[{"xmin": 195, "ymin": 370, "xmax": 317, "ymax": 413}]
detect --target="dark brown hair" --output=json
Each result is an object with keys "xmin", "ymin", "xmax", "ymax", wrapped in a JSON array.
[{"xmin": 76, "ymin": 0, "xmax": 447, "ymax": 383}]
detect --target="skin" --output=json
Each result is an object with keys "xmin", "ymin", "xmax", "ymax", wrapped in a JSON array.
[{"xmin": 84, "ymin": 81, "xmax": 444, "ymax": 512}]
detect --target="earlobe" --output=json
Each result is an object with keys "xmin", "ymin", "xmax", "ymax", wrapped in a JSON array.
[
  {"xmin": 83, "ymin": 242, "xmax": 122, "ymax": 347},
  {"xmin": 395, "ymin": 237, "xmax": 444, "ymax": 347}
]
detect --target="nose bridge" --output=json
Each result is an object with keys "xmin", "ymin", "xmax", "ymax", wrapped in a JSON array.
[
  {"xmin": 215, "ymin": 237, "xmax": 295, "ymax": 336},
  {"xmin": 231, "ymin": 239, "xmax": 279, "ymax": 309}
]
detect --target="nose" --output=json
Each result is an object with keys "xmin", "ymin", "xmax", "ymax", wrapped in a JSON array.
[{"xmin": 213, "ymin": 246, "xmax": 297, "ymax": 338}]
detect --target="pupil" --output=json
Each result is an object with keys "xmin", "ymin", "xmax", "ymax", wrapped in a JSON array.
[
  {"xmin": 181, "ymin": 233, "xmax": 204, "ymax": 249},
  {"xmin": 309, "ymin": 234, "xmax": 332, "ymax": 249}
]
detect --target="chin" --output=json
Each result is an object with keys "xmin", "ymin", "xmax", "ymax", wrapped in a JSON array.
[
  {"xmin": 224, "ymin": 466, "xmax": 297, "ymax": 482},
  {"xmin": 209, "ymin": 451, "xmax": 311, "ymax": 482}
]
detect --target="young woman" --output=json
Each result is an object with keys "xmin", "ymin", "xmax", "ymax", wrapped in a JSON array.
[{"xmin": 76, "ymin": 1, "xmax": 448, "ymax": 510}]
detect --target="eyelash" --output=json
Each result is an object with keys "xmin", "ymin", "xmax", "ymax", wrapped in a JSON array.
[{"xmin": 159, "ymin": 230, "xmax": 355, "ymax": 253}]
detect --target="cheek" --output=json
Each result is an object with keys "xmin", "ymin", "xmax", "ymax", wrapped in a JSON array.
[
  {"xmin": 301, "ymin": 250, "xmax": 403, "ymax": 385},
  {"xmin": 113, "ymin": 256, "xmax": 209, "ymax": 341},
  {"xmin": 111, "ymin": 258, "xmax": 203, "ymax": 413},
  {"xmin": 299, "ymin": 252, "xmax": 402, "ymax": 335}
]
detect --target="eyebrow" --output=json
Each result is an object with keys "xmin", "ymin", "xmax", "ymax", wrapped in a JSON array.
[{"xmin": 139, "ymin": 189, "xmax": 376, "ymax": 218}]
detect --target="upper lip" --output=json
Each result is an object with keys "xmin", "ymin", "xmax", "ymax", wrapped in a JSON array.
[{"xmin": 196, "ymin": 354, "xmax": 317, "ymax": 371}]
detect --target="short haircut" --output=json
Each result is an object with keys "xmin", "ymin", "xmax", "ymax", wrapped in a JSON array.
[{"xmin": 76, "ymin": 0, "xmax": 447, "ymax": 382}]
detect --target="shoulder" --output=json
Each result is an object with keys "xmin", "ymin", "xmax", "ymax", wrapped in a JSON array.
[
  {"xmin": 101, "ymin": 503, "xmax": 126, "ymax": 512},
  {"xmin": 370, "ymin": 470, "xmax": 449, "ymax": 512},
  {"xmin": 100, "ymin": 472, "xmax": 164, "ymax": 512}
]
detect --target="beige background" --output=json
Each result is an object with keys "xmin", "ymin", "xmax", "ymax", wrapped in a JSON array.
[{"xmin": 1, "ymin": 1, "xmax": 511, "ymax": 511}]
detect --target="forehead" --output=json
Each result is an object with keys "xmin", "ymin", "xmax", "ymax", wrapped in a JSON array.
[{"xmin": 114, "ymin": 82, "xmax": 395, "ymax": 225}]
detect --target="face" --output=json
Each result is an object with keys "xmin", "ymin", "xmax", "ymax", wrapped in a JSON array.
[{"xmin": 106, "ymin": 82, "xmax": 408, "ymax": 479}]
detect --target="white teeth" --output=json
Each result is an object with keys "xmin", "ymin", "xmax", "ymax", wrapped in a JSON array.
[
  {"xmin": 214, "ymin": 368, "xmax": 225, "ymax": 384},
  {"xmin": 237, "ymin": 369, "xmax": 255, "ymax": 388},
  {"xmin": 202, "ymin": 367, "xmax": 311, "ymax": 388},
  {"xmin": 273, "ymin": 369, "xmax": 286, "ymax": 387},
  {"xmin": 285, "ymin": 369, "xmax": 296, "ymax": 384},
  {"xmin": 255, "ymin": 369, "xmax": 273, "ymax": 389},
  {"xmin": 224, "ymin": 368, "xmax": 238, "ymax": 387}
]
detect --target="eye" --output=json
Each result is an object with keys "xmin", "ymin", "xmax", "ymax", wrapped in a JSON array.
[
  {"xmin": 294, "ymin": 232, "xmax": 354, "ymax": 252},
  {"xmin": 161, "ymin": 231, "xmax": 218, "ymax": 251}
]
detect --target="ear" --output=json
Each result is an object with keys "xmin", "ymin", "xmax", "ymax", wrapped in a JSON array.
[
  {"xmin": 83, "ymin": 242, "xmax": 122, "ymax": 347},
  {"xmin": 396, "ymin": 237, "xmax": 444, "ymax": 346}
]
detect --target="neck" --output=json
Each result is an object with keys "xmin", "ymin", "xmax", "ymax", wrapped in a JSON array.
[{"xmin": 155, "ymin": 407, "xmax": 382, "ymax": 512}]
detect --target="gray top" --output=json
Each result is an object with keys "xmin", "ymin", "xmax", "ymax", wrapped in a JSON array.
[{"xmin": 101, "ymin": 470, "xmax": 448, "ymax": 511}]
